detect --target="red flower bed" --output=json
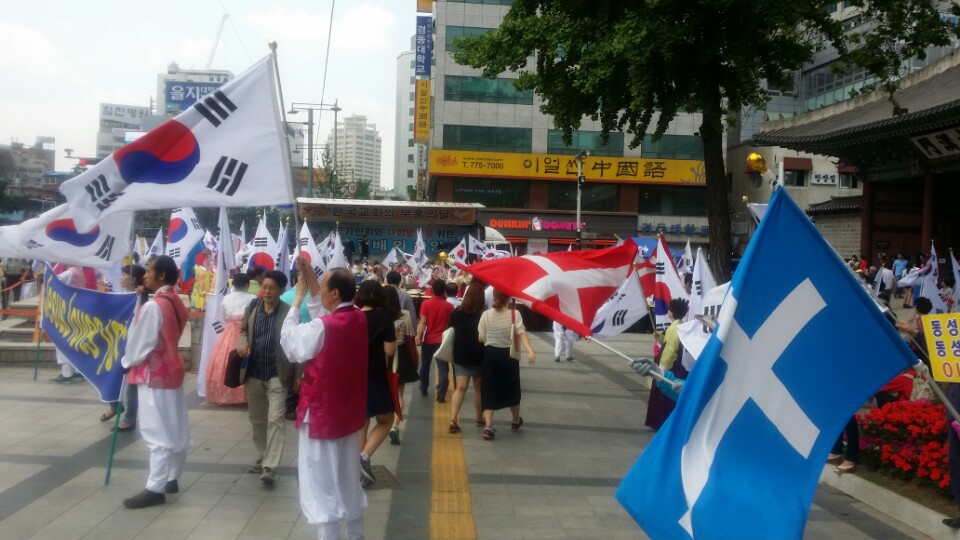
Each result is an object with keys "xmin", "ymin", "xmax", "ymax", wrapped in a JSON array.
[{"xmin": 858, "ymin": 400, "xmax": 951, "ymax": 494}]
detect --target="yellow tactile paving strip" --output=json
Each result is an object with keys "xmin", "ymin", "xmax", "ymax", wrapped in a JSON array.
[{"xmin": 430, "ymin": 399, "xmax": 477, "ymax": 540}]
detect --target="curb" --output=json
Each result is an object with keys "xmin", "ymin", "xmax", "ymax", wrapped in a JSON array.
[{"xmin": 819, "ymin": 465, "xmax": 960, "ymax": 539}]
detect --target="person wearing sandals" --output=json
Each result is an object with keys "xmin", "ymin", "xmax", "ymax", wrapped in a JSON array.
[
  {"xmin": 354, "ymin": 281, "xmax": 397, "ymax": 486},
  {"xmin": 383, "ymin": 286, "xmax": 418, "ymax": 445},
  {"xmin": 101, "ymin": 265, "xmax": 150, "ymax": 431},
  {"xmin": 447, "ymin": 282, "xmax": 486, "ymax": 434},
  {"xmin": 477, "ymin": 289, "xmax": 536, "ymax": 440}
]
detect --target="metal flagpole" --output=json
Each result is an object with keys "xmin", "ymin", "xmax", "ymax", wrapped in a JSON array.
[
  {"xmin": 269, "ymin": 41, "xmax": 300, "ymax": 224},
  {"xmin": 32, "ymin": 275, "xmax": 45, "ymax": 381},
  {"xmin": 104, "ymin": 376, "xmax": 127, "ymax": 485},
  {"xmin": 588, "ymin": 335, "xmax": 673, "ymax": 385}
]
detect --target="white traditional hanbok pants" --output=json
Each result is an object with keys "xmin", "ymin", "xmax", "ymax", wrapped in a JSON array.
[
  {"xmin": 55, "ymin": 348, "xmax": 76, "ymax": 377},
  {"xmin": 138, "ymin": 386, "xmax": 191, "ymax": 493},
  {"xmin": 553, "ymin": 322, "xmax": 577, "ymax": 359},
  {"xmin": 298, "ymin": 421, "xmax": 367, "ymax": 537}
]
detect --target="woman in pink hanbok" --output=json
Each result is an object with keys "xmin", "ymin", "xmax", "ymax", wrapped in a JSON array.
[{"xmin": 205, "ymin": 273, "xmax": 256, "ymax": 405}]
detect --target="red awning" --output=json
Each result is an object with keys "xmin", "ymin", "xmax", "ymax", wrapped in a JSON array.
[
  {"xmin": 504, "ymin": 237, "xmax": 527, "ymax": 243},
  {"xmin": 783, "ymin": 157, "xmax": 813, "ymax": 171},
  {"xmin": 837, "ymin": 162, "xmax": 858, "ymax": 173}
]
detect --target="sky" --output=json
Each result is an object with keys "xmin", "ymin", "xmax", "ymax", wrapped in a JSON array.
[{"xmin": 0, "ymin": 0, "xmax": 417, "ymax": 189}]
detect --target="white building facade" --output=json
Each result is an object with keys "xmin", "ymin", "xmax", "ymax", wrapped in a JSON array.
[
  {"xmin": 394, "ymin": 47, "xmax": 417, "ymax": 199},
  {"xmin": 327, "ymin": 115, "xmax": 383, "ymax": 192}
]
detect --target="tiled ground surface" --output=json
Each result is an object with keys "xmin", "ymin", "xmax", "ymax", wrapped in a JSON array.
[{"xmin": 0, "ymin": 330, "xmax": 935, "ymax": 539}]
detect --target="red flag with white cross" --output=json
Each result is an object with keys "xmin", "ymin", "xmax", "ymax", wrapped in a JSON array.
[{"xmin": 456, "ymin": 242, "xmax": 638, "ymax": 336}]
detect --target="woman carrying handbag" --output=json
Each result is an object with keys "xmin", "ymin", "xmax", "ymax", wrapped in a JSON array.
[{"xmin": 477, "ymin": 289, "xmax": 536, "ymax": 440}]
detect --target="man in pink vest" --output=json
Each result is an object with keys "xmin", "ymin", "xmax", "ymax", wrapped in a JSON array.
[
  {"xmin": 120, "ymin": 255, "xmax": 190, "ymax": 509},
  {"xmin": 281, "ymin": 260, "xmax": 369, "ymax": 540}
]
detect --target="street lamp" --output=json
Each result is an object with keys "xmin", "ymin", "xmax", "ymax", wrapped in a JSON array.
[
  {"xmin": 574, "ymin": 149, "xmax": 590, "ymax": 250},
  {"xmin": 287, "ymin": 100, "xmax": 342, "ymax": 197}
]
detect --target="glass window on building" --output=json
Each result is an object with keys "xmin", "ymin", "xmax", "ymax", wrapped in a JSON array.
[
  {"xmin": 640, "ymin": 134, "xmax": 704, "ymax": 160},
  {"xmin": 452, "ymin": 178, "xmax": 528, "ymax": 208},
  {"xmin": 444, "ymin": 75, "xmax": 533, "ymax": 105},
  {"xmin": 547, "ymin": 183, "xmax": 618, "ymax": 211},
  {"xmin": 443, "ymin": 125, "xmax": 532, "ymax": 153},
  {"xmin": 839, "ymin": 173, "xmax": 859, "ymax": 189},
  {"xmin": 547, "ymin": 130, "xmax": 624, "ymax": 157},
  {"xmin": 446, "ymin": 26, "xmax": 491, "ymax": 53},
  {"xmin": 782, "ymin": 170, "xmax": 806, "ymax": 187},
  {"xmin": 637, "ymin": 186, "xmax": 707, "ymax": 216}
]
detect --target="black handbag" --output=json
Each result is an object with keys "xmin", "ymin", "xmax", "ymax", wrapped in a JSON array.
[{"xmin": 224, "ymin": 350, "xmax": 249, "ymax": 388}]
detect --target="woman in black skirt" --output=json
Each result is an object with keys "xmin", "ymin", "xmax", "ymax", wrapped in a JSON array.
[
  {"xmin": 477, "ymin": 289, "xmax": 537, "ymax": 440},
  {"xmin": 447, "ymin": 282, "xmax": 486, "ymax": 433},
  {"xmin": 355, "ymin": 281, "xmax": 397, "ymax": 485},
  {"xmin": 384, "ymin": 285, "xmax": 419, "ymax": 444}
]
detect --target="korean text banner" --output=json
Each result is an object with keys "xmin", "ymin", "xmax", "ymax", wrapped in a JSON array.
[
  {"xmin": 921, "ymin": 313, "xmax": 960, "ymax": 382},
  {"xmin": 41, "ymin": 263, "xmax": 138, "ymax": 402},
  {"xmin": 415, "ymin": 16, "xmax": 432, "ymax": 76},
  {"xmin": 429, "ymin": 149, "xmax": 706, "ymax": 186},
  {"xmin": 414, "ymin": 80, "xmax": 431, "ymax": 144}
]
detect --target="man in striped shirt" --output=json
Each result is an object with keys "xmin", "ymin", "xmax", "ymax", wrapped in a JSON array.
[{"xmin": 237, "ymin": 270, "xmax": 298, "ymax": 486}]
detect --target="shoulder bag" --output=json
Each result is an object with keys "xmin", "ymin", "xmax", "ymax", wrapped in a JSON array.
[
  {"xmin": 434, "ymin": 326, "xmax": 455, "ymax": 363},
  {"xmin": 509, "ymin": 308, "xmax": 521, "ymax": 361}
]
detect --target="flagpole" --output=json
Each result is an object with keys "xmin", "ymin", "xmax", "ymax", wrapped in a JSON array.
[
  {"xmin": 268, "ymin": 41, "xmax": 300, "ymax": 228},
  {"xmin": 588, "ymin": 336, "xmax": 672, "ymax": 385},
  {"xmin": 32, "ymin": 276, "xmax": 45, "ymax": 381},
  {"xmin": 104, "ymin": 375, "xmax": 127, "ymax": 485}
]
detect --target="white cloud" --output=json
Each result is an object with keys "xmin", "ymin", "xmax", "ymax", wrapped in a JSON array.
[{"xmin": 0, "ymin": 24, "xmax": 65, "ymax": 79}]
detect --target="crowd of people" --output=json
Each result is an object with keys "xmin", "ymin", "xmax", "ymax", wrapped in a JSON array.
[{"xmin": 21, "ymin": 247, "xmax": 540, "ymax": 539}]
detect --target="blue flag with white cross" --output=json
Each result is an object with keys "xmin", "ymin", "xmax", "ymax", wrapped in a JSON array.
[{"xmin": 616, "ymin": 187, "xmax": 917, "ymax": 539}]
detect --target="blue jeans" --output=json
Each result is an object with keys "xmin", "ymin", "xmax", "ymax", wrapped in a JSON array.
[{"xmin": 419, "ymin": 342, "xmax": 449, "ymax": 399}]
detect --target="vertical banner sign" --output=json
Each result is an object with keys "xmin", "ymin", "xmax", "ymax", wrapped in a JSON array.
[
  {"xmin": 415, "ymin": 16, "xmax": 432, "ymax": 76},
  {"xmin": 417, "ymin": 0, "xmax": 433, "ymax": 13},
  {"xmin": 41, "ymin": 263, "xmax": 138, "ymax": 402},
  {"xmin": 921, "ymin": 313, "xmax": 960, "ymax": 382},
  {"xmin": 414, "ymin": 80, "xmax": 432, "ymax": 144}
]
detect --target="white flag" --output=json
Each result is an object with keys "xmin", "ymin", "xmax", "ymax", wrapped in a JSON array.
[
  {"xmin": 677, "ymin": 282, "xmax": 730, "ymax": 370},
  {"xmin": 203, "ymin": 230, "xmax": 217, "ymax": 253},
  {"xmin": 685, "ymin": 247, "xmax": 718, "ymax": 323},
  {"xmin": 276, "ymin": 223, "xmax": 291, "ymax": 287},
  {"xmin": 297, "ymin": 222, "xmax": 326, "ymax": 280},
  {"xmin": 59, "ymin": 55, "xmax": 292, "ymax": 232},
  {"xmin": 133, "ymin": 236, "xmax": 148, "ymax": 262},
  {"xmin": 409, "ymin": 229, "xmax": 428, "ymax": 273},
  {"xmin": 468, "ymin": 234, "xmax": 486, "ymax": 256},
  {"xmin": 235, "ymin": 220, "xmax": 247, "ymax": 267},
  {"xmin": 198, "ymin": 207, "xmax": 233, "ymax": 397},
  {"xmin": 327, "ymin": 231, "xmax": 349, "ymax": 270},
  {"xmin": 682, "ymin": 239, "xmax": 694, "ymax": 275},
  {"xmin": 147, "ymin": 228, "xmax": 164, "ymax": 258},
  {"xmin": 165, "ymin": 207, "xmax": 205, "ymax": 272},
  {"xmin": 653, "ymin": 236, "xmax": 689, "ymax": 333},
  {"xmin": 747, "ymin": 203, "xmax": 768, "ymax": 223},
  {"xmin": 0, "ymin": 204, "xmax": 132, "ymax": 267},
  {"xmin": 245, "ymin": 215, "xmax": 279, "ymax": 271},
  {"xmin": 448, "ymin": 237, "xmax": 469, "ymax": 266},
  {"xmin": 950, "ymin": 250, "xmax": 960, "ymax": 311},
  {"xmin": 590, "ymin": 270, "xmax": 648, "ymax": 338},
  {"xmin": 382, "ymin": 247, "xmax": 400, "ymax": 268}
]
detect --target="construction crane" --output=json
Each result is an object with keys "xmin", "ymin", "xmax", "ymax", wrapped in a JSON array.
[{"xmin": 205, "ymin": 14, "xmax": 229, "ymax": 69}]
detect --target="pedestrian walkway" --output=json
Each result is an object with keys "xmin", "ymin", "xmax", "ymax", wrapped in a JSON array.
[{"xmin": 0, "ymin": 330, "xmax": 936, "ymax": 539}]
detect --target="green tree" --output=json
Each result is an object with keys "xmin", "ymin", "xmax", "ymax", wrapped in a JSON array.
[
  {"xmin": 406, "ymin": 185, "xmax": 418, "ymax": 201},
  {"xmin": 454, "ymin": 0, "xmax": 959, "ymax": 279}
]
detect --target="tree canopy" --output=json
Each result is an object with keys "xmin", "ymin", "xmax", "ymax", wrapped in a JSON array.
[{"xmin": 454, "ymin": 0, "xmax": 959, "ymax": 279}]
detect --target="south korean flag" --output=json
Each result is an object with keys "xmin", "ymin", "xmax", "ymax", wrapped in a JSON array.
[{"xmin": 59, "ymin": 55, "xmax": 292, "ymax": 232}]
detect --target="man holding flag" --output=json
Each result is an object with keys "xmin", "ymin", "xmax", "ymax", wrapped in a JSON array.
[{"xmin": 120, "ymin": 256, "xmax": 191, "ymax": 509}]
